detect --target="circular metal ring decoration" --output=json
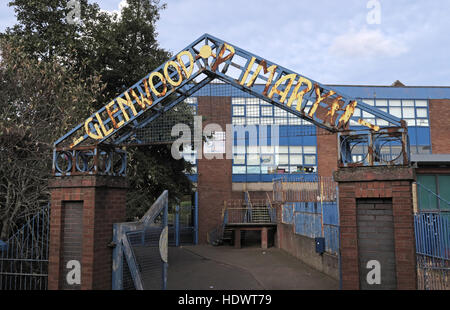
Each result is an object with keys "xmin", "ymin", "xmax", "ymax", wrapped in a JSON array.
[
  {"xmin": 55, "ymin": 151, "xmax": 73, "ymax": 174},
  {"xmin": 97, "ymin": 150, "xmax": 112, "ymax": 175},
  {"xmin": 375, "ymin": 135, "xmax": 404, "ymax": 165},
  {"xmin": 75, "ymin": 150, "xmax": 95, "ymax": 173},
  {"xmin": 339, "ymin": 134, "xmax": 369, "ymax": 165},
  {"xmin": 112, "ymin": 151, "xmax": 127, "ymax": 176}
]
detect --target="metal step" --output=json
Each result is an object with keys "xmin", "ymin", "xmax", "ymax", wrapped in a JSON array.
[{"xmin": 251, "ymin": 207, "xmax": 271, "ymax": 223}]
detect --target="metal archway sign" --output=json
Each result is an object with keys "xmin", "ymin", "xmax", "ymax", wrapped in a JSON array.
[{"xmin": 53, "ymin": 34, "xmax": 402, "ymax": 151}]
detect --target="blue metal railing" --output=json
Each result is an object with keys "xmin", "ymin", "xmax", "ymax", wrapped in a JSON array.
[
  {"xmin": 281, "ymin": 201, "xmax": 340, "ymax": 255},
  {"xmin": 169, "ymin": 204, "xmax": 196, "ymax": 247},
  {"xmin": 112, "ymin": 191, "xmax": 168, "ymax": 290},
  {"xmin": 414, "ymin": 182, "xmax": 450, "ymax": 290},
  {"xmin": 415, "ymin": 213, "xmax": 450, "ymax": 260},
  {"xmin": 414, "ymin": 212, "xmax": 450, "ymax": 290}
]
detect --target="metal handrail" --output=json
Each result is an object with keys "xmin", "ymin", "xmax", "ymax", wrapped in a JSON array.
[
  {"xmin": 225, "ymin": 207, "xmax": 275, "ymax": 225},
  {"xmin": 244, "ymin": 191, "xmax": 252, "ymax": 222},
  {"xmin": 266, "ymin": 192, "xmax": 275, "ymax": 222}
]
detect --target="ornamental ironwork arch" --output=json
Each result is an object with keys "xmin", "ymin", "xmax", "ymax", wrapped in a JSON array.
[{"xmin": 52, "ymin": 34, "xmax": 409, "ymax": 176}]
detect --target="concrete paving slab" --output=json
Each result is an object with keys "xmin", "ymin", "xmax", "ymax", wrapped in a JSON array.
[
  {"xmin": 167, "ymin": 246, "xmax": 263, "ymax": 290},
  {"xmin": 168, "ymin": 245, "xmax": 339, "ymax": 290}
]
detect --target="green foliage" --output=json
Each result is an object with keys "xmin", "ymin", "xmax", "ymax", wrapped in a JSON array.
[
  {"xmin": 126, "ymin": 145, "xmax": 194, "ymax": 221},
  {"xmin": 6, "ymin": 0, "xmax": 172, "ymax": 105},
  {"xmin": 0, "ymin": 39, "xmax": 103, "ymax": 239},
  {"xmin": 0, "ymin": 0, "xmax": 194, "ymax": 236}
]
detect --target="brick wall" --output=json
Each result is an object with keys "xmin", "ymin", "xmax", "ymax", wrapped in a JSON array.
[
  {"xmin": 197, "ymin": 96, "xmax": 232, "ymax": 244},
  {"xmin": 48, "ymin": 176, "xmax": 128, "ymax": 290},
  {"xmin": 276, "ymin": 221, "xmax": 339, "ymax": 280},
  {"xmin": 357, "ymin": 198, "xmax": 397, "ymax": 290},
  {"xmin": 317, "ymin": 128, "xmax": 338, "ymax": 177},
  {"xmin": 334, "ymin": 166, "xmax": 417, "ymax": 290},
  {"xmin": 60, "ymin": 202, "xmax": 83, "ymax": 290},
  {"xmin": 429, "ymin": 99, "xmax": 450, "ymax": 153}
]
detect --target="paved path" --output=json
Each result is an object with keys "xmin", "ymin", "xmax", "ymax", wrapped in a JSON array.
[{"xmin": 167, "ymin": 245, "xmax": 339, "ymax": 290}]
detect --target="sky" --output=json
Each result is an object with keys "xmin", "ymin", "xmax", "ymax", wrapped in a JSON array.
[{"xmin": 1, "ymin": 0, "xmax": 449, "ymax": 86}]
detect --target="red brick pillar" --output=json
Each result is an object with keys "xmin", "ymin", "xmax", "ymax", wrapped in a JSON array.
[
  {"xmin": 234, "ymin": 229, "xmax": 241, "ymax": 249},
  {"xmin": 261, "ymin": 227, "xmax": 268, "ymax": 249},
  {"xmin": 48, "ymin": 175, "xmax": 128, "ymax": 290},
  {"xmin": 334, "ymin": 166, "xmax": 417, "ymax": 290},
  {"xmin": 197, "ymin": 96, "xmax": 232, "ymax": 244},
  {"xmin": 274, "ymin": 203, "xmax": 283, "ymax": 249}
]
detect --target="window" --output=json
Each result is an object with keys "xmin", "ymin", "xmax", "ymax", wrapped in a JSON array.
[
  {"xmin": 304, "ymin": 146, "xmax": 316, "ymax": 154},
  {"xmin": 274, "ymin": 107, "xmax": 287, "ymax": 117},
  {"xmin": 232, "ymin": 117, "xmax": 245, "ymax": 125},
  {"xmin": 417, "ymin": 175, "xmax": 450, "ymax": 211},
  {"xmin": 375, "ymin": 99, "xmax": 388, "ymax": 106},
  {"xmin": 389, "ymin": 107, "xmax": 402, "ymax": 118},
  {"xmin": 247, "ymin": 154, "xmax": 260, "ymax": 165},
  {"xmin": 233, "ymin": 166, "xmax": 246, "ymax": 174},
  {"xmin": 290, "ymin": 146, "xmax": 303, "ymax": 153},
  {"xmin": 290, "ymin": 155, "xmax": 303, "ymax": 165},
  {"xmin": 261, "ymin": 106, "xmax": 273, "ymax": 116},
  {"xmin": 416, "ymin": 108, "xmax": 428, "ymax": 118},
  {"xmin": 232, "ymin": 98, "xmax": 245, "ymax": 105},
  {"xmin": 261, "ymin": 155, "xmax": 274, "ymax": 165},
  {"xmin": 289, "ymin": 118, "xmax": 302, "ymax": 125},
  {"xmin": 230, "ymin": 96, "xmax": 318, "ymax": 177},
  {"xmin": 246, "ymin": 105, "xmax": 259, "ymax": 117},
  {"xmin": 247, "ymin": 166, "xmax": 261, "ymax": 174},
  {"xmin": 246, "ymin": 98, "xmax": 259, "ymax": 105},
  {"xmin": 233, "ymin": 155, "xmax": 245, "ymax": 165},
  {"xmin": 233, "ymin": 106, "xmax": 244, "ymax": 116},
  {"xmin": 304, "ymin": 155, "xmax": 316, "ymax": 165},
  {"xmin": 204, "ymin": 131, "xmax": 225, "ymax": 154}
]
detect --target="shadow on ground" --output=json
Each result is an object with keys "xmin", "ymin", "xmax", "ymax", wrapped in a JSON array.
[{"xmin": 167, "ymin": 245, "xmax": 339, "ymax": 290}]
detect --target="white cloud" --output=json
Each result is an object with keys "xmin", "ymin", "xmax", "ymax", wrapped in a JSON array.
[{"xmin": 329, "ymin": 28, "xmax": 409, "ymax": 59}]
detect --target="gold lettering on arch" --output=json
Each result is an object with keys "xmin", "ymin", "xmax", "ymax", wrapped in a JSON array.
[
  {"xmin": 286, "ymin": 77, "xmax": 313, "ymax": 112},
  {"xmin": 164, "ymin": 60, "xmax": 183, "ymax": 87},
  {"xmin": 268, "ymin": 74, "xmax": 297, "ymax": 103},
  {"xmin": 84, "ymin": 116, "xmax": 103, "ymax": 140},
  {"xmin": 149, "ymin": 71, "xmax": 167, "ymax": 97},
  {"xmin": 176, "ymin": 50, "xmax": 194, "ymax": 79},
  {"xmin": 308, "ymin": 84, "xmax": 336, "ymax": 118},
  {"xmin": 211, "ymin": 43, "xmax": 235, "ymax": 72}
]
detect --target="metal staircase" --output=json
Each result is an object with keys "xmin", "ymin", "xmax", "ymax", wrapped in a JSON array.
[
  {"xmin": 251, "ymin": 206, "xmax": 272, "ymax": 223},
  {"xmin": 208, "ymin": 192, "xmax": 276, "ymax": 246}
]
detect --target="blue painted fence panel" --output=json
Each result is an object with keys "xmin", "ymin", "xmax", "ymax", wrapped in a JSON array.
[
  {"xmin": 282, "ymin": 203, "xmax": 294, "ymax": 224},
  {"xmin": 324, "ymin": 225, "xmax": 340, "ymax": 255},
  {"xmin": 282, "ymin": 201, "xmax": 339, "ymax": 255},
  {"xmin": 414, "ymin": 213, "xmax": 450, "ymax": 260},
  {"xmin": 323, "ymin": 202, "xmax": 339, "ymax": 225},
  {"xmin": 294, "ymin": 212, "xmax": 322, "ymax": 238}
]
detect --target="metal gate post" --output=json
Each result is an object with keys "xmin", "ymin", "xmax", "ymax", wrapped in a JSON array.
[
  {"xmin": 175, "ymin": 205, "xmax": 180, "ymax": 247},
  {"xmin": 112, "ymin": 224, "xmax": 123, "ymax": 290},
  {"xmin": 336, "ymin": 186, "xmax": 342, "ymax": 290},
  {"xmin": 162, "ymin": 200, "xmax": 168, "ymax": 290},
  {"xmin": 194, "ymin": 191, "xmax": 199, "ymax": 245}
]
